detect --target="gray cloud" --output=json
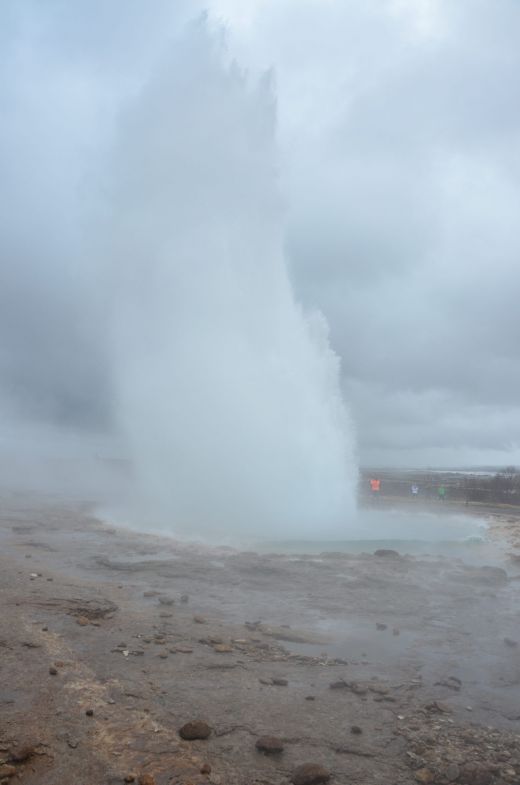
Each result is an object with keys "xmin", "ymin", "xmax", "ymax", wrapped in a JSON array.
[{"xmin": 1, "ymin": 0, "xmax": 519, "ymax": 467}]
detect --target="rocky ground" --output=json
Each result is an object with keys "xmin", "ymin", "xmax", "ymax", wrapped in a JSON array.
[{"xmin": 1, "ymin": 494, "xmax": 520, "ymax": 785}]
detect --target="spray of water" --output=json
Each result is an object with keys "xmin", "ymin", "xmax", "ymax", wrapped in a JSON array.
[{"xmin": 107, "ymin": 19, "xmax": 356, "ymax": 539}]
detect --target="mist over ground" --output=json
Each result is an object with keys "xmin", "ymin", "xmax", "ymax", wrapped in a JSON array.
[{"xmin": 1, "ymin": 1, "xmax": 520, "ymax": 523}]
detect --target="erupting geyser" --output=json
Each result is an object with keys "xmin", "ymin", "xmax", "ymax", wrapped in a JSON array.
[{"xmin": 108, "ymin": 20, "xmax": 356, "ymax": 538}]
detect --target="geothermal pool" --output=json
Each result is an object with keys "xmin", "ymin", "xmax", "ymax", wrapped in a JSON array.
[{"xmin": 253, "ymin": 508, "xmax": 497, "ymax": 562}]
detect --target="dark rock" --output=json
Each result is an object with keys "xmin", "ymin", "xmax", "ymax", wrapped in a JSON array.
[
  {"xmin": 124, "ymin": 777, "xmax": 136, "ymax": 783},
  {"xmin": 330, "ymin": 680, "xmax": 348, "ymax": 689},
  {"xmin": 350, "ymin": 726, "xmax": 362, "ymax": 735},
  {"xmin": 179, "ymin": 720, "xmax": 212, "ymax": 740},
  {"xmin": 504, "ymin": 637, "xmax": 518, "ymax": 647},
  {"xmin": 158, "ymin": 596, "xmax": 175, "ymax": 606},
  {"xmin": 271, "ymin": 678, "xmax": 288, "ymax": 686},
  {"xmin": 9, "ymin": 745, "xmax": 35, "ymax": 763},
  {"xmin": 256, "ymin": 736, "xmax": 284, "ymax": 754},
  {"xmin": 292, "ymin": 763, "xmax": 330, "ymax": 785},
  {"xmin": 85, "ymin": 709, "xmax": 94, "ymax": 716},
  {"xmin": 424, "ymin": 700, "xmax": 451, "ymax": 714},
  {"xmin": 193, "ymin": 615, "xmax": 207, "ymax": 624},
  {"xmin": 374, "ymin": 549, "xmax": 400, "ymax": 558},
  {"xmin": 376, "ymin": 623, "xmax": 387, "ymax": 631},
  {"xmin": 200, "ymin": 763, "xmax": 211, "ymax": 775},
  {"xmin": 435, "ymin": 676, "xmax": 461, "ymax": 691},
  {"xmin": 305, "ymin": 696, "xmax": 316, "ymax": 701},
  {"xmin": 49, "ymin": 666, "xmax": 58, "ymax": 676}
]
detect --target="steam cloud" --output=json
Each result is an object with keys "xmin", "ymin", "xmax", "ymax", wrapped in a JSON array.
[{"xmin": 104, "ymin": 21, "xmax": 356, "ymax": 537}]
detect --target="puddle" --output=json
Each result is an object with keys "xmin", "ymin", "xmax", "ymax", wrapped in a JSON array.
[{"xmin": 285, "ymin": 618, "xmax": 417, "ymax": 662}]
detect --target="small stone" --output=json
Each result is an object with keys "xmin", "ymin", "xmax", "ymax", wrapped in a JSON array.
[
  {"xmin": 376, "ymin": 623, "xmax": 387, "ymax": 631},
  {"xmin": 77, "ymin": 616, "xmax": 90, "ymax": 626},
  {"xmin": 143, "ymin": 591, "xmax": 160, "ymax": 598},
  {"xmin": 460, "ymin": 763, "xmax": 493, "ymax": 785},
  {"xmin": 445, "ymin": 763, "xmax": 460, "ymax": 782},
  {"xmin": 305, "ymin": 696, "xmax": 315, "ymax": 701},
  {"xmin": 271, "ymin": 677, "xmax": 288, "ymax": 686},
  {"xmin": 415, "ymin": 768, "xmax": 434, "ymax": 784},
  {"xmin": 124, "ymin": 776, "xmax": 136, "ymax": 783},
  {"xmin": 193, "ymin": 615, "xmax": 207, "ymax": 624},
  {"xmin": 350, "ymin": 725, "xmax": 362, "ymax": 735},
  {"xmin": 138, "ymin": 776, "xmax": 156, "ymax": 785},
  {"xmin": 349, "ymin": 682, "xmax": 367, "ymax": 695},
  {"xmin": 158, "ymin": 596, "xmax": 175, "ymax": 606},
  {"xmin": 9, "ymin": 745, "xmax": 35, "ymax": 763},
  {"xmin": 200, "ymin": 763, "xmax": 211, "ymax": 774},
  {"xmin": 42, "ymin": 626, "xmax": 48, "ymax": 631},
  {"xmin": 49, "ymin": 666, "xmax": 58, "ymax": 675},
  {"xmin": 373, "ymin": 549, "xmax": 400, "ymax": 557},
  {"xmin": 292, "ymin": 763, "xmax": 330, "ymax": 785},
  {"xmin": 504, "ymin": 637, "xmax": 518, "ymax": 647},
  {"xmin": 180, "ymin": 594, "xmax": 189, "ymax": 603},
  {"xmin": 393, "ymin": 628, "xmax": 400, "ymax": 636},
  {"xmin": 85, "ymin": 709, "xmax": 94, "ymax": 716},
  {"xmin": 158, "ymin": 652, "xmax": 168, "ymax": 659},
  {"xmin": 256, "ymin": 736, "xmax": 284, "ymax": 754},
  {"xmin": 0, "ymin": 764, "xmax": 17, "ymax": 778},
  {"xmin": 179, "ymin": 720, "xmax": 212, "ymax": 740},
  {"xmin": 213, "ymin": 644, "xmax": 233, "ymax": 653}
]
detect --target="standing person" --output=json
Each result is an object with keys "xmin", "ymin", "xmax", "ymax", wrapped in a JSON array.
[
  {"xmin": 438, "ymin": 484, "xmax": 446, "ymax": 502},
  {"xmin": 411, "ymin": 483, "xmax": 419, "ymax": 498},
  {"xmin": 369, "ymin": 478, "xmax": 381, "ymax": 501}
]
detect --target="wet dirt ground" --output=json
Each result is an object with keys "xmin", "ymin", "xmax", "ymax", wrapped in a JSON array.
[{"xmin": 1, "ymin": 493, "xmax": 520, "ymax": 785}]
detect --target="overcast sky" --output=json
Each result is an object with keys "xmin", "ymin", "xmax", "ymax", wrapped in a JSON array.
[{"xmin": 1, "ymin": 0, "xmax": 519, "ymax": 467}]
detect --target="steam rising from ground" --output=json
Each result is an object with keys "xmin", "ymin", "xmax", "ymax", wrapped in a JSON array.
[{"xmin": 107, "ymin": 21, "xmax": 356, "ymax": 537}]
